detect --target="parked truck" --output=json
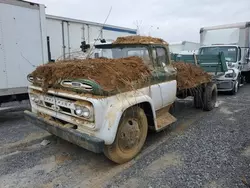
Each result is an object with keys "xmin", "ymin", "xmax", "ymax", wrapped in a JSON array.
[
  {"xmin": 24, "ymin": 36, "xmax": 219, "ymax": 164},
  {"xmin": 199, "ymin": 22, "xmax": 250, "ymax": 94},
  {"xmin": 0, "ymin": 0, "xmax": 47, "ymax": 112}
]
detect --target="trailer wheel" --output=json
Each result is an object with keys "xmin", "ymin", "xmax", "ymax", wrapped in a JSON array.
[
  {"xmin": 245, "ymin": 74, "xmax": 250, "ymax": 83},
  {"xmin": 203, "ymin": 83, "xmax": 217, "ymax": 111},
  {"xmin": 104, "ymin": 106, "xmax": 148, "ymax": 164},
  {"xmin": 194, "ymin": 88, "xmax": 203, "ymax": 109}
]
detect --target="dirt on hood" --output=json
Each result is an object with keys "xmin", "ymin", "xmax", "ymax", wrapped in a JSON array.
[
  {"xmin": 113, "ymin": 35, "xmax": 168, "ymax": 45},
  {"xmin": 31, "ymin": 57, "xmax": 151, "ymax": 93},
  {"xmin": 173, "ymin": 62, "xmax": 212, "ymax": 90}
]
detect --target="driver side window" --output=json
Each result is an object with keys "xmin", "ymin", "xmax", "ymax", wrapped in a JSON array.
[{"xmin": 155, "ymin": 47, "xmax": 167, "ymax": 67}]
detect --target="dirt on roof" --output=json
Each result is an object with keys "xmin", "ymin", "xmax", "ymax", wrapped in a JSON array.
[
  {"xmin": 113, "ymin": 36, "xmax": 168, "ymax": 45},
  {"xmin": 173, "ymin": 62, "xmax": 212, "ymax": 90},
  {"xmin": 31, "ymin": 57, "xmax": 151, "ymax": 93}
]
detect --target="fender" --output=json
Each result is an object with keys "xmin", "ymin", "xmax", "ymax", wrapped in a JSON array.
[{"xmin": 99, "ymin": 93, "xmax": 156, "ymax": 145}]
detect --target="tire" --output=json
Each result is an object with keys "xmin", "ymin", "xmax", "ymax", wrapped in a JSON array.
[
  {"xmin": 194, "ymin": 88, "xmax": 203, "ymax": 109},
  {"xmin": 203, "ymin": 82, "xmax": 217, "ymax": 111},
  {"xmin": 245, "ymin": 74, "xmax": 250, "ymax": 83},
  {"xmin": 104, "ymin": 106, "xmax": 148, "ymax": 164}
]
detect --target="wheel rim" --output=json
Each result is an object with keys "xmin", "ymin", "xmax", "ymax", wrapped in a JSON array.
[{"xmin": 118, "ymin": 118, "xmax": 141, "ymax": 153}]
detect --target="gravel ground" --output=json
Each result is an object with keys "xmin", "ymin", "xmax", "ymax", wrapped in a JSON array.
[{"xmin": 0, "ymin": 86, "xmax": 250, "ymax": 188}]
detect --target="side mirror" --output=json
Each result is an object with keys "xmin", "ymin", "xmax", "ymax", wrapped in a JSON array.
[
  {"xmin": 245, "ymin": 49, "xmax": 250, "ymax": 61},
  {"xmin": 80, "ymin": 41, "xmax": 90, "ymax": 52}
]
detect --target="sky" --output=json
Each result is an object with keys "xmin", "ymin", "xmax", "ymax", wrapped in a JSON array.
[{"xmin": 32, "ymin": 0, "xmax": 250, "ymax": 43}]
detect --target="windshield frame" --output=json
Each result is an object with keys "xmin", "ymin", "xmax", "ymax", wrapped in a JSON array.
[
  {"xmin": 199, "ymin": 46, "xmax": 238, "ymax": 63},
  {"xmin": 95, "ymin": 43, "xmax": 152, "ymax": 62},
  {"xmin": 95, "ymin": 43, "xmax": 170, "ymax": 68}
]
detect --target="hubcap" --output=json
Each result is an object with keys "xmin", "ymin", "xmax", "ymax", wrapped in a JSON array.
[{"xmin": 118, "ymin": 119, "xmax": 141, "ymax": 151}]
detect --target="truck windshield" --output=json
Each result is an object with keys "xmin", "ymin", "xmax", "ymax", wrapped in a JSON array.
[
  {"xmin": 199, "ymin": 46, "xmax": 237, "ymax": 62},
  {"xmin": 93, "ymin": 46, "xmax": 150, "ymax": 62}
]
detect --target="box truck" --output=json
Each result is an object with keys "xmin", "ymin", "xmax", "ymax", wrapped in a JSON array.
[
  {"xmin": 0, "ymin": 0, "xmax": 47, "ymax": 112},
  {"xmin": 199, "ymin": 22, "xmax": 250, "ymax": 94},
  {"xmin": 0, "ymin": 0, "xmax": 137, "ymax": 113}
]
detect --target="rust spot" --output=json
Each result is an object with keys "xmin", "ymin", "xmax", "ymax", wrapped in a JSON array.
[{"xmin": 75, "ymin": 100, "xmax": 92, "ymax": 107}]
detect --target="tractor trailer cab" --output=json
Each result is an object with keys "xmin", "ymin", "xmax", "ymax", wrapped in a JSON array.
[
  {"xmin": 200, "ymin": 22, "xmax": 250, "ymax": 93},
  {"xmin": 199, "ymin": 45, "xmax": 242, "ymax": 94}
]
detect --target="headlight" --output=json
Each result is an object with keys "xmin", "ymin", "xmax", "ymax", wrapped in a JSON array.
[
  {"xmin": 27, "ymin": 75, "xmax": 42, "ymax": 83},
  {"xmin": 225, "ymin": 72, "xmax": 236, "ymax": 78},
  {"xmin": 27, "ymin": 74, "xmax": 34, "ymax": 83},
  {"xmin": 227, "ymin": 62, "xmax": 235, "ymax": 68},
  {"xmin": 74, "ymin": 106, "xmax": 91, "ymax": 118},
  {"xmin": 75, "ymin": 107, "xmax": 83, "ymax": 116},
  {"xmin": 30, "ymin": 94, "xmax": 40, "ymax": 104}
]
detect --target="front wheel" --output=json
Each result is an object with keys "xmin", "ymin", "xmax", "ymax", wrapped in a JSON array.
[
  {"xmin": 245, "ymin": 73, "xmax": 250, "ymax": 83},
  {"xmin": 104, "ymin": 107, "xmax": 148, "ymax": 164}
]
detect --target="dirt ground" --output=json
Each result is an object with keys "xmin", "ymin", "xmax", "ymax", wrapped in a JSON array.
[
  {"xmin": 31, "ymin": 56, "xmax": 151, "ymax": 92},
  {"xmin": 173, "ymin": 62, "xmax": 212, "ymax": 89},
  {"xmin": 113, "ymin": 36, "xmax": 167, "ymax": 44},
  {"xmin": 31, "ymin": 60, "xmax": 210, "ymax": 95}
]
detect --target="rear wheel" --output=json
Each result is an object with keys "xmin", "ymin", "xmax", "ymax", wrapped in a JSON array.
[
  {"xmin": 203, "ymin": 82, "xmax": 217, "ymax": 111},
  {"xmin": 194, "ymin": 88, "xmax": 203, "ymax": 109},
  {"xmin": 245, "ymin": 74, "xmax": 250, "ymax": 83},
  {"xmin": 104, "ymin": 107, "xmax": 148, "ymax": 164}
]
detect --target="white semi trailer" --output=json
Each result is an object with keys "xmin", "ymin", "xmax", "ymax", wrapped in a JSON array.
[
  {"xmin": 199, "ymin": 22, "xmax": 250, "ymax": 94},
  {"xmin": 45, "ymin": 15, "xmax": 137, "ymax": 62},
  {"xmin": 169, "ymin": 41, "xmax": 200, "ymax": 54},
  {"xmin": 0, "ymin": 0, "xmax": 136, "ymax": 112},
  {"xmin": 0, "ymin": 0, "xmax": 47, "ymax": 112}
]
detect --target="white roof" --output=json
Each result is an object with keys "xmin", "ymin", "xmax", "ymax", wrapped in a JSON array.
[
  {"xmin": 169, "ymin": 41, "xmax": 199, "ymax": 45},
  {"xmin": 201, "ymin": 21, "xmax": 250, "ymax": 31},
  {"xmin": 46, "ymin": 14, "xmax": 137, "ymax": 34}
]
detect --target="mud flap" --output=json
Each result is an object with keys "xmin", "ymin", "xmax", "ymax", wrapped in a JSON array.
[{"xmin": 156, "ymin": 111, "xmax": 177, "ymax": 132}]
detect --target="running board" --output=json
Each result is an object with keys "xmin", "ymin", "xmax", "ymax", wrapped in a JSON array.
[{"xmin": 155, "ymin": 106, "xmax": 177, "ymax": 132}]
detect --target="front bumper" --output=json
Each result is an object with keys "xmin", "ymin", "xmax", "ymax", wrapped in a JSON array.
[
  {"xmin": 216, "ymin": 80, "xmax": 235, "ymax": 91},
  {"xmin": 24, "ymin": 111, "xmax": 104, "ymax": 153}
]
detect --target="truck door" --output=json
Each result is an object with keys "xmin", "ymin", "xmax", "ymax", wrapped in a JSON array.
[
  {"xmin": 153, "ymin": 47, "xmax": 177, "ymax": 108},
  {"xmin": 238, "ymin": 47, "xmax": 243, "ymax": 70}
]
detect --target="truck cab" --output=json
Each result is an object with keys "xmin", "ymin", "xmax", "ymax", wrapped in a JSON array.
[{"xmin": 199, "ymin": 45, "xmax": 242, "ymax": 94}]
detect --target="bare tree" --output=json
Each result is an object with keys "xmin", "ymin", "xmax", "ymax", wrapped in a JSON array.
[{"xmin": 133, "ymin": 20, "xmax": 142, "ymax": 35}]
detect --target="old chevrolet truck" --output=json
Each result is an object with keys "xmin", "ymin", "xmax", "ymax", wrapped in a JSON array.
[{"xmin": 24, "ymin": 36, "xmax": 218, "ymax": 164}]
